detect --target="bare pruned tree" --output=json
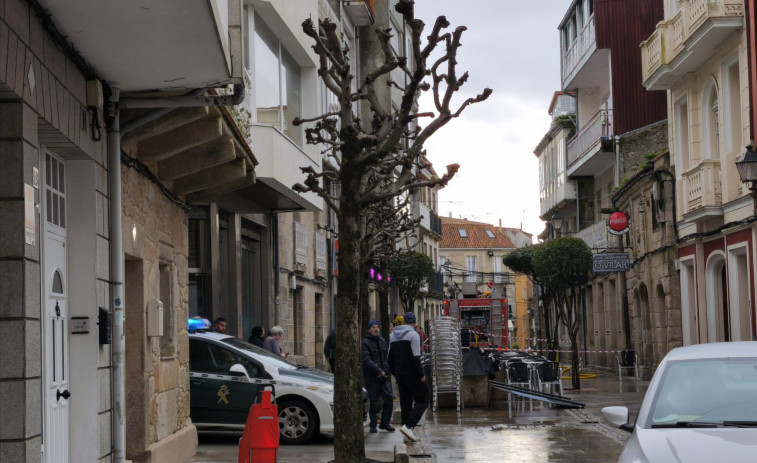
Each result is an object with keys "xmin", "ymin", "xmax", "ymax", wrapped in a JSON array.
[{"xmin": 293, "ymin": 2, "xmax": 491, "ymax": 460}]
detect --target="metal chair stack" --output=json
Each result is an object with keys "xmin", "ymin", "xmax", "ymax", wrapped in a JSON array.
[{"xmin": 428, "ymin": 317, "xmax": 463, "ymax": 412}]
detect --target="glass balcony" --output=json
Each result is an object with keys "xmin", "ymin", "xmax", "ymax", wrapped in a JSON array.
[
  {"xmin": 641, "ymin": 0, "xmax": 744, "ymax": 90},
  {"xmin": 566, "ymin": 109, "xmax": 614, "ymax": 176}
]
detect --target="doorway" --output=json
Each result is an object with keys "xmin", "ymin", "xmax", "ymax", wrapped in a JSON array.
[{"xmin": 42, "ymin": 151, "xmax": 70, "ymax": 463}]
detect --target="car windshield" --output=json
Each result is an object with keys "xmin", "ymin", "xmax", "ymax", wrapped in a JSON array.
[
  {"xmin": 222, "ymin": 337, "xmax": 299, "ymax": 370},
  {"xmin": 647, "ymin": 358, "xmax": 757, "ymax": 427}
]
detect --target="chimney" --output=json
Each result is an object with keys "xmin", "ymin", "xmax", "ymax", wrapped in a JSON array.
[{"xmin": 499, "ymin": 219, "xmax": 502, "ymax": 227}]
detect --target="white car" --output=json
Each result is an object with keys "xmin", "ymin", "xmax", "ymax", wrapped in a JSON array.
[
  {"xmin": 602, "ymin": 342, "xmax": 757, "ymax": 463},
  {"xmin": 188, "ymin": 328, "xmax": 368, "ymax": 444}
]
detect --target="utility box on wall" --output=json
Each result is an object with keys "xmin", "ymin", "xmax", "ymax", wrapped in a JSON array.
[{"xmin": 147, "ymin": 299, "xmax": 164, "ymax": 337}]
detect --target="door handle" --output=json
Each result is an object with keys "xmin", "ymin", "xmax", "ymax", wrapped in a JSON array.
[{"xmin": 57, "ymin": 389, "xmax": 71, "ymax": 401}]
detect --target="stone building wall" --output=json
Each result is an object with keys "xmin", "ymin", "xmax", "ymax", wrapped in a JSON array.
[
  {"xmin": 121, "ymin": 165, "xmax": 195, "ymax": 462},
  {"xmin": 276, "ymin": 210, "xmax": 331, "ymax": 368}
]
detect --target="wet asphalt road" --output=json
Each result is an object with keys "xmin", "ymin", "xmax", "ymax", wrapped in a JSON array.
[{"xmin": 190, "ymin": 370, "xmax": 648, "ymax": 462}]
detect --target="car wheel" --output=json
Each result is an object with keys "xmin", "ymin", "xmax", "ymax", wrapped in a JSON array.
[{"xmin": 278, "ymin": 398, "xmax": 317, "ymax": 445}]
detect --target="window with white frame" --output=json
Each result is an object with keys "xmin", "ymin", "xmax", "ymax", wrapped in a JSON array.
[
  {"xmin": 675, "ymin": 97, "xmax": 690, "ymax": 172},
  {"xmin": 703, "ymin": 81, "xmax": 719, "ymax": 160},
  {"xmin": 251, "ymin": 11, "xmax": 302, "ymax": 146},
  {"xmin": 494, "ymin": 255, "xmax": 503, "ymax": 283},
  {"xmin": 315, "ymin": 233, "xmax": 327, "ymax": 271},
  {"xmin": 294, "ymin": 222, "xmax": 308, "ymax": 265},
  {"xmin": 465, "ymin": 256, "xmax": 477, "ymax": 282},
  {"xmin": 723, "ymin": 55, "xmax": 742, "ymax": 155}
]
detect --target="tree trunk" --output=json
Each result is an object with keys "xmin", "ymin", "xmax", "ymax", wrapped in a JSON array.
[{"xmin": 333, "ymin": 203, "xmax": 366, "ymax": 462}]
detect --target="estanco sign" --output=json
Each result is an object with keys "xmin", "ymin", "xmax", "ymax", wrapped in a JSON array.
[
  {"xmin": 593, "ymin": 252, "xmax": 630, "ymax": 273},
  {"xmin": 608, "ymin": 211, "xmax": 630, "ymax": 235}
]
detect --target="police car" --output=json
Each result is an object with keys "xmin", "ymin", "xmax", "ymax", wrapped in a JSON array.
[{"xmin": 188, "ymin": 318, "xmax": 367, "ymax": 444}]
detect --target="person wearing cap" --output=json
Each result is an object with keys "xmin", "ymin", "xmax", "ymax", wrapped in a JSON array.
[
  {"xmin": 362, "ymin": 319, "xmax": 395, "ymax": 433},
  {"xmin": 388, "ymin": 311, "xmax": 428, "ymax": 443}
]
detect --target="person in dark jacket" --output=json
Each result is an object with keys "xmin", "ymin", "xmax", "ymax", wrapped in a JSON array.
[
  {"xmin": 362, "ymin": 320, "xmax": 395, "ymax": 433},
  {"xmin": 248, "ymin": 326, "xmax": 265, "ymax": 348},
  {"xmin": 388, "ymin": 311, "xmax": 427, "ymax": 443},
  {"xmin": 324, "ymin": 329, "xmax": 336, "ymax": 372}
]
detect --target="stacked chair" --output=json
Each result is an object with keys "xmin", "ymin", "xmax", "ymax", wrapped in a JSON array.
[{"xmin": 428, "ymin": 317, "xmax": 463, "ymax": 412}]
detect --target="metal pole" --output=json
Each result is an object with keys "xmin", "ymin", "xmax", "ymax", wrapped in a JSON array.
[{"xmin": 107, "ymin": 94, "xmax": 126, "ymax": 463}]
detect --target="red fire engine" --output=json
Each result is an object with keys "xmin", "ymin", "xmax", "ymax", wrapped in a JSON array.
[{"xmin": 443, "ymin": 297, "xmax": 508, "ymax": 349}]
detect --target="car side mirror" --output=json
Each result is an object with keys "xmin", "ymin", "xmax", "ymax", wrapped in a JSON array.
[
  {"xmin": 229, "ymin": 364, "xmax": 250, "ymax": 382},
  {"xmin": 601, "ymin": 406, "xmax": 633, "ymax": 433}
]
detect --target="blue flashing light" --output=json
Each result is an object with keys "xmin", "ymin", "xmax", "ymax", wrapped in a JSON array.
[{"xmin": 188, "ymin": 317, "xmax": 211, "ymax": 332}]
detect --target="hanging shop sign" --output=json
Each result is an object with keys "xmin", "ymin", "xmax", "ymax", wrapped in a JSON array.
[
  {"xmin": 593, "ymin": 252, "xmax": 630, "ymax": 273},
  {"xmin": 607, "ymin": 211, "xmax": 630, "ymax": 235}
]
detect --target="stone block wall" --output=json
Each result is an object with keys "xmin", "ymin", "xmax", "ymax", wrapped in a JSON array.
[{"xmin": 121, "ymin": 164, "xmax": 192, "ymax": 460}]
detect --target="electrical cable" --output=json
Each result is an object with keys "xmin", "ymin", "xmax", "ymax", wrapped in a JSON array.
[{"xmin": 120, "ymin": 150, "xmax": 192, "ymax": 211}]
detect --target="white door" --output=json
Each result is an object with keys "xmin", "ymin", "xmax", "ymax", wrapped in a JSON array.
[{"xmin": 43, "ymin": 151, "xmax": 69, "ymax": 463}]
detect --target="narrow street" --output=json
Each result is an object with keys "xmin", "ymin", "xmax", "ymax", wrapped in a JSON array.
[{"xmin": 191, "ymin": 370, "xmax": 647, "ymax": 462}]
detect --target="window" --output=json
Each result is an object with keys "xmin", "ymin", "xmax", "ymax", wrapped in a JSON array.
[
  {"xmin": 723, "ymin": 56, "xmax": 742, "ymax": 155},
  {"xmin": 485, "ymin": 230, "xmax": 495, "ymax": 238},
  {"xmin": 494, "ymin": 256, "xmax": 503, "ymax": 283},
  {"xmin": 703, "ymin": 81, "xmax": 719, "ymax": 160},
  {"xmin": 458, "ymin": 228, "xmax": 468, "ymax": 238},
  {"xmin": 675, "ymin": 97, "xmax": 690, "ymax": 172},
  {"xmin": 189, "ymin": 207, "xmax": 212, "ymax": 318},
  {"xmin": 253, "ymin": 12, "xmax": 302, "ymax": 146},
  {"xmin": 465, "ymin": 256, "xmax": 477, "ymax": 282},
  {"xmin": 189, "ymin": 340, "xmax": 261, "ymax": 378},
  {"xmin": 160, "ymin": 262, "xmax": 174, "ymax": 357}
]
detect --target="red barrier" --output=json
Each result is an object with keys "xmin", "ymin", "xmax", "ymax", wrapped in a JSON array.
[{"xmin": 238, "ymin": 389, "xmax": 279, "ymax": 463}]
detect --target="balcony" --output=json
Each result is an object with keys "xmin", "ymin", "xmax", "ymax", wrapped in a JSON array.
[
  {"xmin": 641, "ymin": 0, "xmax": 744, "ymax": 90},
  {"xmin": 574, "ymin": 220, "xmax": 610, "ymax": 251},
  {"xmin": 682, "ymin": 159, "xmax": 723, "ymax": 219},
  {"xmin": 37, "ymin": 0, "xmax": 243, "ymax": 93},
  {"xmin": 248, "ymin": 124, "xmax": 322, "ymax": 211},
  {"xmin": 566, "ymin": 110, "xmax": 614, "ymax": 177},
  {"xmin": 562, "ymin": 15, "xmax": 596, "ymax": 87},
  {"xmin": 540, "ymin": 178, "xmax": 576, "ymax": 218},
  {"xmin": 343, "ymin": 0, "xmax": 375, "ymax": 26},
  {"xmin": 413, "ymin": 202, "xmax": 442, "ymax": 236}
]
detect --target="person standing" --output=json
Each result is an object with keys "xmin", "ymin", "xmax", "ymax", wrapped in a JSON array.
[
  {"xmin": 263, "ymin": 326, "xmax": 287, "ymax": 358},
  {"xmin": 416, "ymin": 325, "xmax": 429, "ymax": 353},
  {"xmin": 388, "ymin": 311, "xmax": 428, "ymax": 442},
  {"xmin": 362, "ymin": 320, "xmax": 395, "ymax": 433},
  {"xmin": 248, "ymin": 326, "xmax": 265, "ymax": 348},
  {"xmin": 212, "ymin": 317, "xmax": 228, "ymax": 334},
  {"xmin": 324, "ymin": 329, "xmax": 336, "ymax": 372}
]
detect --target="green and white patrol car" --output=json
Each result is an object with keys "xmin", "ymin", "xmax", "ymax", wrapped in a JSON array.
[{"xmin": 188, "ymin": 320, "xmax": 367, "ymax": 445}]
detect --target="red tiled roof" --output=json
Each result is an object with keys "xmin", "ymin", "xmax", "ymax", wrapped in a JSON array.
[{"xmin": 440, "ymin": 217, "xmax": 516, "ymax": 249}]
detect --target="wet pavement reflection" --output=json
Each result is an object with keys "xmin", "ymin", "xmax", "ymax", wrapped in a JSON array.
[{"xmin": 425, "ymin": 371, "xmax": 648, "ymax": 462}]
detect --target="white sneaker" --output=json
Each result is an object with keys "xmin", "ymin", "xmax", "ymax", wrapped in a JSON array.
[{"xmin": 400, "ymin": 425, "xmax": 419, "ymax": 442}]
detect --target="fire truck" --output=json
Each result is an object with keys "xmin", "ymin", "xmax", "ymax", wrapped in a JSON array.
[{"xmin": 443, "ymin": 297, "xmax": 509, "ymax": 349}]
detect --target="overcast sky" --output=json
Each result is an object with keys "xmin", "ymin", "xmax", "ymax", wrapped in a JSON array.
[{"xmin": 412, "ymin": 1, "xmax": 570, "ymax": 240}]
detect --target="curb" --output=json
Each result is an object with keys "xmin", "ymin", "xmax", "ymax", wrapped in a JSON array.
[{"xmin": 393, "ymin": 443, "xmax": 409, "ymax": 463}]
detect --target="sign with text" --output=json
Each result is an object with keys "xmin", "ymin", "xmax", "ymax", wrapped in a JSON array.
[{"xmin": 593, "ymin": 252, "xmax": 630, "ymax": 273}]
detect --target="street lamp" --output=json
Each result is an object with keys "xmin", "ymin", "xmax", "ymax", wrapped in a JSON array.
[
  {"xmin": 550, "ymin": 211, "xmax": 564, "ymax": 238},
  {"xmin": 736, "ymin": 145, "xmax": 757, "ymax": 191}
]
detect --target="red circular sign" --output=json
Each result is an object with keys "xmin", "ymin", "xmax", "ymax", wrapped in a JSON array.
[
  {"xmin": 487, "ymin": 281, "xmax": 494, "ymax": 288},
  {"xmin": 608, "ymin": 212, "xmax": 629, "ymax": 232}
]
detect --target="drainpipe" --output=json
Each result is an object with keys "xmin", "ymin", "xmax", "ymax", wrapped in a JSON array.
[
  {"xmin": 107, "ymin": 89, "xmax": 127, "ymax": 463},
  {"xmin": 108, "ymin": 83, "xmax": 245, "ymax": 463}
]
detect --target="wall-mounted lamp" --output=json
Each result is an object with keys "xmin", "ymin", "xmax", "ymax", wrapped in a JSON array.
[
  {"xmin": 736, "ymin": 145, "xmax": 757, "ymax": 191},
  {"xmin": 550, "ymin": 211, "xmax": 564, "ymax": 238}
]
